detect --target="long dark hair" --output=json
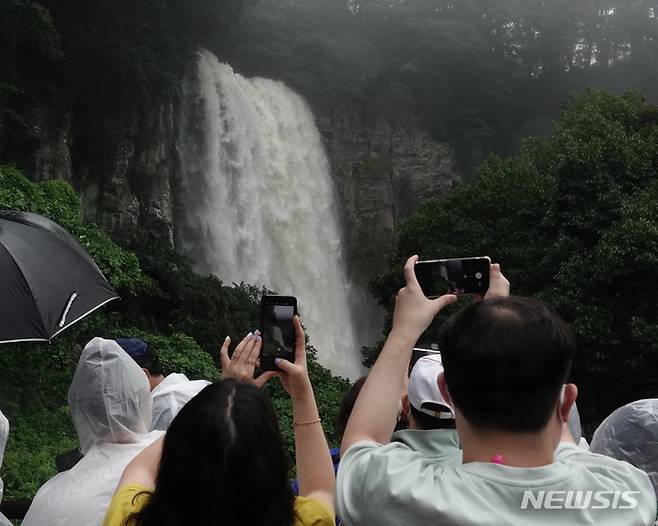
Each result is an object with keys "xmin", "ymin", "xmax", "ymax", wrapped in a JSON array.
[
  {"xmin": 335, "ymin": 376, "xmax": 366, "ymax": 441},
  {"xmin": 125, "ymin": 379, "xmax": 295, "ymax": 526}
]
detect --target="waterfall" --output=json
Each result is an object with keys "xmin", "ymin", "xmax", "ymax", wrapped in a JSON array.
[{"xmin": 175, "ymin": 49, "xmax": 368, "ymax": 379}]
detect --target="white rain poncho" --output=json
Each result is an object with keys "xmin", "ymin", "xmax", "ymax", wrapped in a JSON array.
[
  {"xmin": 151, "ymin": 373, "xmax": 210, "ymax": 431},
  {"xmin": 69, "ymin": 337, "xmax": 154, "ymax": 454},
  {"xmin": 0, "ymin": 410, "xmax": 11, "ymax": 526},
  {"xmin": 590, "ymin": 398, "xmax": 658, "ymax": 496},
  {"xmin": 22, "ymin": 338, "xmax": 163, "ymax": 526}
]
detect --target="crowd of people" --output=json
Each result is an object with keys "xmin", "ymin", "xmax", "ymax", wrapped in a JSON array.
[{"xmin": 1, "ymin": 258, "xmax": 657, "ymax": 525}]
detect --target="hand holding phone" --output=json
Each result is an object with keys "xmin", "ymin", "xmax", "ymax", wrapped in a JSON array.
[
  {"xmin": 260, "ymin": 295, "xmax": 297, "ymax": 371},
  {"xmin": 219, "ymin": 331, "xmax": 277, "ymax": 388},
  {"xmin": 392, "ymin": 256, "xmax": 458, "ymax": 341},
  {"xmin": 482, "ymin": 263, "xmax": 510, "ymax": 300},
  {"xmin": 415, "ymin": 257, "xmax": 491, "ymax": 298},
  {"xmin": 273, "ymin": 315, "xmax": 314, "ymax": 400}
]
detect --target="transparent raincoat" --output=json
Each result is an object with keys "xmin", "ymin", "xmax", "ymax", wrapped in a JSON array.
[
  {"xmin": 0, "ymin": 410, "xmax": 10, "ymax": 526},
  {"xmin": 22, "ymin": 338, "xmax": 163, "ymax": 526},
  {"xmin": 151, "ymin": 373, "xmax": 210, "ymax": 431},
  {"xmin": 590, "ymin": 398, "xmax": 658, "ymax": 497}
]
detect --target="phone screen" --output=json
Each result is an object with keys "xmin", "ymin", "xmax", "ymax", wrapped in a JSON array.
[
  {"xmin": 415, "ymin": 257, "xmax": 490, "ymax": 297},
  {"xmin": 260, "ymin": 296, "xmax": 297, "ymax": 370}
]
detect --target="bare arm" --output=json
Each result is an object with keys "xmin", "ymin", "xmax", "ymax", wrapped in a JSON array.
[
  {"xmin": 221, "ymin": 322, "xmax": 332, "ymax": 506},
  {"xmin": 342, "ymin": 255, "xmax": 456, "ymax": 452},
  {"xmin": 276, "ymin": 316, "xmax": 335, "ymax": 511},
  {"xmin": 117, "ymin": 436, "xmax": 164, "ymax": 489},
  {"xmin": 342, "ymin": 259, "xmax": 511, "ymax": 452}
]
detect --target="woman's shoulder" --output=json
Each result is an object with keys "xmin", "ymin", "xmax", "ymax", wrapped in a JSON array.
[{"xmin": 293, "ymin": 496, "xmax": 334, "ymax": 526}]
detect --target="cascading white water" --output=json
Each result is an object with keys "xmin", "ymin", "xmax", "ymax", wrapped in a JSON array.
[{"xmin": 175, "ymin": 49, "xmax": 367, "ymax": 379}]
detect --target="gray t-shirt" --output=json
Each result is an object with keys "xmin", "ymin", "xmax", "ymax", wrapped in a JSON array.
[{"xmin": 337, "ymin": 440, "xmax": 657, "ymax": 525}]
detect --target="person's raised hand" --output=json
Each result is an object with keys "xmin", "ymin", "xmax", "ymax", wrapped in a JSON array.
[
  {"xmin": 220, "ymin": 331, "xmax": 276, "ymax": 388},
  {"xmin": 274, "ymin": 315, "xmax": 313, "ymax": 400},
  {"xmin": 483, "ymin": 263, "xmax": 510, "ymax": 300},
  {"xmin": 392, "ymin": 255, "xmax": 457, "ymax": 340}
]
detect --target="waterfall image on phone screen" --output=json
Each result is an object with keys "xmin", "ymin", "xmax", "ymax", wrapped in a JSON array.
[{"xmin": 175, "ymin": 49, "xmax": 370, "ymax": 379}]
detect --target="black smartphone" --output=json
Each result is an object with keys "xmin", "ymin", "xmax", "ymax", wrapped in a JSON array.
[
  {"xmin": 409, "ymin": 348, "xmax": 441, "ymax": 376},
  {"xmin": 415, "ymin": 256, "xmax": 491, "ymax": 298},
  {"xmin": 260, "ymin": 295, "xmax": 298, "ymax": 371}
]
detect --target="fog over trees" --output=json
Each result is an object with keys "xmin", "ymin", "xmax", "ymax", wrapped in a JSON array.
[
  {"xmin": 2, "ymin": 0, "xmax": 657, "ymax": 169},
  {"xmin": 225, "ymin": 0, "xmax": 658, "ymax": 165}
]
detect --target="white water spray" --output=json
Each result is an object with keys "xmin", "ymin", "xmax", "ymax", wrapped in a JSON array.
[{"xmin": 175, "ymin": 49, "xmax": 367, "ymax": 379}]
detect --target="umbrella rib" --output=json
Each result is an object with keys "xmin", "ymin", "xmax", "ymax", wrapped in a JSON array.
[
  {"xmin": 0, "ymin": 337, "xmax": 49, "ymax": 344},
  {"xmin": 59, "ymin": 292, "xmax": 78, "ymax": 328},
  {"xmin": 48, "ymin": 295, "xmax": 120, "ymax": 341}
]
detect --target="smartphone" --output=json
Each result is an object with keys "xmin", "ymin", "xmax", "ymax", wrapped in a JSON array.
[
  {"xmin": 410, "ymin": 348, "xmax": 441, "ymax": 376},
  {"xmin": 260, "ymin": 295, "xmax": 298, "ymax": 371},
  {"xmin": 415, "ymin": 256, "xmax": 491, "ymax": 297}
]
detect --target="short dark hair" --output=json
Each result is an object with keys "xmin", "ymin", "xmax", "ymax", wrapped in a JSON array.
[
  {"xmin": 410, "ymin": 404, "xmax": 456, "ymax": 430},
  {"xmin": 135, "ymin": 347, "xmax": 163, "ymax": 376},
  {"xmin": 439, "ymin": 296, "xmax": 575, "ymax": 433},
  {"xmin": 114, "ymin": 338, "xmax": 164, "ymax": 376}
]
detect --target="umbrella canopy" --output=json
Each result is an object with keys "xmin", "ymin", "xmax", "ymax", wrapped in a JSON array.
[{"xmin": 0, "ymin": 210, "xmax": 119, "ymax": 343}]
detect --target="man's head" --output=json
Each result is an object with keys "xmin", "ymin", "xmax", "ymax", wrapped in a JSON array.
[
  {"xmin": 114, "ymin": 338, "xmax": 165, "ymax": 390},
  {"xmin": 406, "ymin": 355, "xmax": 455, "ymax": 431},
  {"xmin": 438, "ymin": 296, "xmax": 576, "ymax": 436}
]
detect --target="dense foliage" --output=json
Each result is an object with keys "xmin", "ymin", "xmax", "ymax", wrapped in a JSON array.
[
  {"xmin": 369, "ymin": 88, "xmax": 658, "ymax": 432},
  {"xmin": 226, "ymin": 0, "xmax": 658, "ymax": 166},
  {"xmin": 0, "ymin": 166, "xmax": 350, "ymax": 500}
]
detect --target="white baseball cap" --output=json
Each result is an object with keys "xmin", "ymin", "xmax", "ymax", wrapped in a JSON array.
[{"xmin": 408, "ymin": 354, "xmax": 455, "ymax": 420}]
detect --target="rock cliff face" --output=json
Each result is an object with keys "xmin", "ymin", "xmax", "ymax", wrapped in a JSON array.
[
  {"xmin": 21, "ymin": 80, "xmax": 458, "ymax": 280},
  {"xmin": 319, "ymin": 105, "xmax": 458, "ymax": 278},
  {"xmin": 23, "ymin": 101, "xmax": 176, "ymax": 245},
  {"xmin": 128, "ymin": 102, "xmax": 177, "ymax": 244},
  {"xmin": 27, "ymin": 108, "xmax": 73, "ymax": 184}
]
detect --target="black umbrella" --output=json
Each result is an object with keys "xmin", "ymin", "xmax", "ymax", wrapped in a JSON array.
[{"xmin": 0, "ymin": 210, "xmax": 119, "ymax": 343}]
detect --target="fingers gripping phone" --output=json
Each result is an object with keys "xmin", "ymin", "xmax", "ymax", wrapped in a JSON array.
[
  {"xmin": 415, "ymin": 257, "xmax": 491, "ymax": 298},
  {"xmin": 260, "ymin": 295, "xmax": 297, "ymax": 371}
]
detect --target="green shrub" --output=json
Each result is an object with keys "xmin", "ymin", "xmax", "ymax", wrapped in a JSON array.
[
  {"xmin": 1, "ymin": 408, "xmax": 78, "ymax": 500},
  {"xmin": 101, "ymin": 329, "xmax": 218, "ymax": 381},
  {"xmin": 0, "ymin": 165, "xmax": 151, "ymax": 293},
  {"xmin": 370, "ymin": 88, "xmax": 658, "ymax": 429}
]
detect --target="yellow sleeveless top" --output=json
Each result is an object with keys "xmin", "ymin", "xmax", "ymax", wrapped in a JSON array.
[{"xmin": 102, "ymin": 483, "xmax": 334, "ymax": 526}]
